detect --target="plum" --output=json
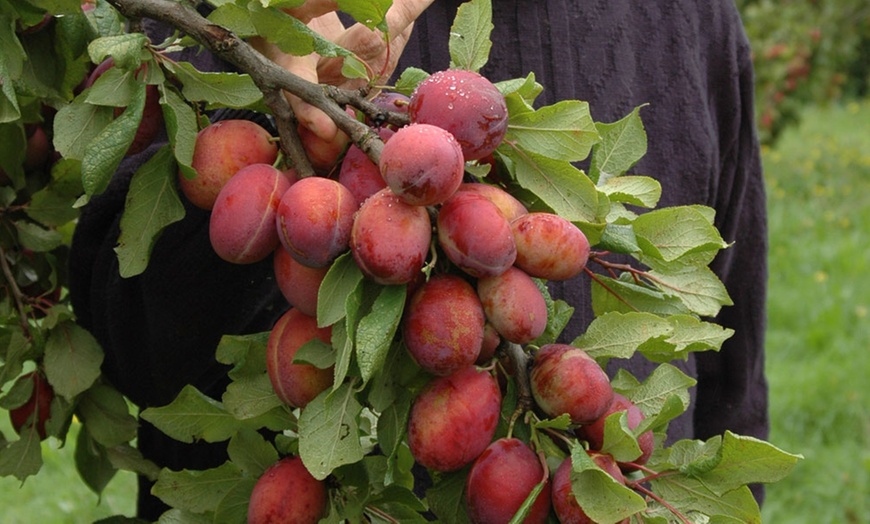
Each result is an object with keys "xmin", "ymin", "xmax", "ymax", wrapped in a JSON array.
[
  {"xmin": 407, "ymin": 366, "xmax": 501, "ymax": 472},
  {"xmin": 530, "ymin": 344, "xmax": 614, "ymax": 424}
]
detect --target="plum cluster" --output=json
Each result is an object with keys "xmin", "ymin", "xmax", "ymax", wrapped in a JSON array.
[{"xmin": 197, "ymin": 69, "xmax": 644, "ymax": 523}]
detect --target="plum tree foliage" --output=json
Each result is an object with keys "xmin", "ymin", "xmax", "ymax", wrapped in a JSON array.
[{"xmin": 0, "ymin": 0, "xmax": 801, "ymax": 522}]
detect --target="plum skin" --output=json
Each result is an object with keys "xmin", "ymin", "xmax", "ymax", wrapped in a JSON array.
[
  {"xmin": 402, "ymin": 273, "xmax": 485, "ymax": 376},
  {"xmin": 180, "ymin": 119, "xmax": 278, "ymax": 210},
  {"xmin": 275, "ymin": 176, "xmax": 357, "ymax": 268},
  {"xmin": 247, "ymin": 456, "xmax": 327, "ymax": 524},
  {"xmin": 378, "ymin": 123, "xmax": 465, "ymax": 206},
  {"xmin": 350, "ymin": 187, "xmax": 432, "ymax": 285},
  {"xmin": 465, "ymin": 437, "xmax": 551, "ymax": 524},
  {"xmin": 409, "ymin": 69, "xmax": 509, "ymax": 161},
  {"xmin": 477, "ymin": 266, "xmax": 548, "ymax": 345},
  {"xmin": 530, "ymin": 344, "xmax": 614, "ymax": 425},
  {"xmin": 209, "ymin": 163, "xmax": 291, "ymax": 264},
  {"xmin": 266, "ymin": 308, "xmax": 333, "ymax": 409},
  {"xmin": 407, "ymin": 366, "xmax": 501, "ymax": 472}
]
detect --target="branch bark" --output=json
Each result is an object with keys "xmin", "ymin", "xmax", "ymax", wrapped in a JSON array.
[{"xmin": 107, "ymin": 0, "xmax": 385, "ymax": 172}]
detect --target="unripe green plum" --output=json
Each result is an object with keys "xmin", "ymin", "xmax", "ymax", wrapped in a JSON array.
[
  {"xmin": 8, "ymin": 371, "xmax": 54, "ymax": 440},
  {"xmin": 530, "ymin": 344, "xmax": 614, "ymax": 424},
  {"xmin": 267, "ymin": 308, "xmax": 333, "ymax": 408},
  {"xmin": 512, "ymin": 212, "xmax": 590, "ymax": 281},
  {"xmin": 551, "ymin": 452, "xmax": 629, "ymax": 524},
  {"xmin": 576, "ymin": 393, "xmax": 655, "ymax": 471},
  {"xmin": 455, "ymin": 182, "xmax": 528, "ymax": 222},
  {"xmin": 247, "ymin": 456, "xmax": 327, "ymax": 524},
  {"xmin": 477, "ymin": 266, "xmax": 547, "ymax": 344},
  {"xmin": 437, "ymin": 190, "xmax": 516, "ymax": 278},
  {"xmin": 273, "ymin": 247, "xmax": 329, "ymax": 318},
  {"xmin": 276, "ymin": 176, "xmax": 357, "ymax": 268},
  {"xmin": 403, "ymin": 274, "xmax": 485, "ymax": 376},
  {"xmin": 180, "ymin": 119, "xmax": 278, "ymax": 209},
  {"xmin": 409, "ymin": 69, "xmax": 508, "ymax": 161},
  {"xmin": 465, "ymin": 437, "xmax": 551, "ymax": 524},
  {"xmin": 350, "ymin": 188, "xmax": 432, "ymax": 285},
  {"xmin": 208, "ymin": 164, "xmax": 291, "ymax": 264},
  {"xmin": 407, "ymin": 366, "xmax": 501, "ymax": 472},
  {"xmin": 379, "ymin": 123, "xmax": 465, "ymax": 206}
]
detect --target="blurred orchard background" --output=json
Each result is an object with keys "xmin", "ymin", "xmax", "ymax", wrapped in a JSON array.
[{"xmin": 2, "ymin": 0, "xmax": 869, "ymax": 522}]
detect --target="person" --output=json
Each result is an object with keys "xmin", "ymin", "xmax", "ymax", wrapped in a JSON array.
[{"xmin": 68, "ymin": 0, "xmax": 768, "ymax": 518}]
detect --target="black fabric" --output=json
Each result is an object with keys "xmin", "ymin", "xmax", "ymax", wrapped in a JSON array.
[{"xmin": 68, "ymin": 0, "xmax": 768, "ymax": 517}]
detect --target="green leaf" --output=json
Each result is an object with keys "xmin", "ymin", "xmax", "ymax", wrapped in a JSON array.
[
  {"xmin": 499, "ymin": 147, "xmax": 600, "ymax": 224},
  {"xmin": 294, "ymin": 339, "xmax": 336, "ymax": 369},
  {"xmin": 13, "ymin": 219, "xmax": 63, "ymax": 251},
  {"xmin": 140, "ymin": 385, "xmax": 240, "ymax": 444},
  {"xmin": 589, "ymin": 104, "xmax": 648, "ymax": 184},
  {"xmin": 572, "ymin": 311, "xmax": 672, "ymax": 360},
  {"xmin": 52, "ymin": 98, "xmax": 114, "ymax": 160},
  {"xmin": 649, "ymin": 475, "xmax": 761, "ymax": 523},
  {"xmin": 694, "ymin": 431, "xmax": 802, "ymax": 496},
  {"xmin": 497, "ymin": 73, "xmax": 543, "ymax": 114},
  {"xmin": 222, "ymin": 372, "xmax": 284, "ymax": 420},
  {"xmin": 448, "ymin": 0, "xmax": 492, "ymax": 72},
  {"xmin": 506, "ymin": 100, "xmax": 599, "ymax": 162},
  {"xmin": 74, "ymin": 428, "xmax": 118, "ymax": 496},
  {"xmin": 613, "ymin": 363, "xmax": 696, "ymax": 421},
  {"xmin": 105, "ymin": 443, "xmax": 162, "ymax": 482},
  {"xmin": 393, "ymin": 67, "xmax": 429, "ymax": 96},
  {"xmin": 427, "ymin": 468, "xmax": 472, "ymax": 524},
  {"xmin": 154, "ymin": 508, "xmax": 213, "ymax": 524},
  {"xmin": 226, "ymin": 429, "xmax": 278, "ymax": 478},
  {"xmin": 114, "ymin": 146, "xmax": 185, "ymax": 277},
  {"xmin": 82, "ymin": 83, "xmax": 146, "ymax": 196},
  {"xmin": 207, "ymin": 4, "xmax": 256, "ymax": 37},
  {"xmin": 376, "ymin": 395, "xmax": 411, "ymax": 459},
  {"xmin": 338, "ymin": 0, "xmax": 391, "ymax": 31},
  {"xmin": 647, "ymin": 267, "xmax": 734, "ymax": 318},
  {"xmin": 0, "ymin": 122, "xmax": 25, "ymax": 184},
  {"xmin": 0, "ymin": 428, "xmax": 43, "ymax": 480},
  {"xmin": 665, "ymin": 436, "xmax": 723, "ymax": 476},
  {"xmin": 152, "ymin": 461, "xmax": 245, "ymax": 515},
  {"xmin": 317, "ymin": 251, "xmax": 364, "ymax": 328},
  {"xmin": 43, "ymin": 321, "xmax": 104, "ymax": 400},
  {"xmin": 213, "ymin": 476, "xmax": 257, "ymax": 524},
  {"xmin": 170, "ymin": 62, "xmax": 264, "ymax": 109},
  {"xmin": 215, "ymin": 331, "xmax": 271, "ymax": 379},
  {"xmin": 597, "ymin": 223, "xmax": 640, "ymax": 254},
  {"xmin": 568, "ymin": 443, "xmax": 647, "ymax": 523},
  {"xmin": 84, "ymin": 66, "xmax": 136, "ymax": 107},
  {"xmin": 599, "ymin": 412, "xmax": 644, "ymax": 464},
  {"xmin": 633, "ymin": 206, "xmax": 729, "ymax": 264},
  {"xmin": 600, "ymin": 175, "xmax": 661, "ymax": 208},
  {"xmin": 25, "ymin": 159, "xmax": 83, "ymax": 227},
  {"xmin": 78, "ymin": 384, "xmax": 138, "ymax": 447},
  {"xmin": 0, "ymin": 14, "xmax": 27, "ymax": 81},
  {"xmin": 355, "ymin": 284, "xmax": 405, "ymax": 385},
  {"xmin": 160, "ymin": 86, "xmax": 199, "ymax": 176},
  {"xmin": 298, "ymin": 382, "xmax": 365, "ymax": 480},
  {"xmin": 249, "ymin": 4, "xmax": 351, "ymax": 59},
  {"xmin": 590, "ymin": 274, "xmax": 690, "ymax": 317},
  {"xmin": 88, "ymin": 33, "xmax": 148, "ymax": 69}
]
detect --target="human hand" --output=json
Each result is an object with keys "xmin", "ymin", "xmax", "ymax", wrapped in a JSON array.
[{"xmin": 254, "ymin": 0, "xmax": 434, "ymax": 144}]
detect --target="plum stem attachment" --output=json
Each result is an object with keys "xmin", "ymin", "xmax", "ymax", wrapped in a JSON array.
[{"xmin": 504, "ymin": 342, "xmax": 535, "ymax": 438}]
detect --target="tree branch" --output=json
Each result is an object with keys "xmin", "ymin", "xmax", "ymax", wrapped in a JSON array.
[{"xmin": 107, "ymin": 0, "xmax": 385, "ymax": 166}]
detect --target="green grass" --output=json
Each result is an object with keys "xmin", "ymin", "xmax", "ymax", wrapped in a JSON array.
[
  {"xmin": 760, "ymin": 100, "xmax": 870, "ymax": 524},
  {"xmin": 1, "ymin": 101, "xmax": 868, "ymax": 523},
  {"xmin": 0, "ymin": 416, "xmax": 137, "ymax": 523}
]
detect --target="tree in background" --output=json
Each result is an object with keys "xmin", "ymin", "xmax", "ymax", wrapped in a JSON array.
[{"xmin": 737, "ymin": 0, "xmax": 870, "ymax": 144}]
